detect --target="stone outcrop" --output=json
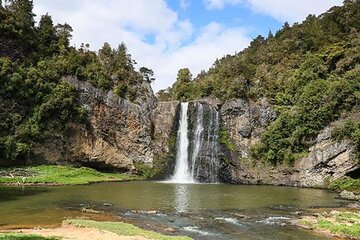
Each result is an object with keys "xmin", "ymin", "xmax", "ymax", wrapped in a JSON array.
[
  {"xmin": 152, "ymin": 101, "xmax": 180, "ymax": 156},
  {"xmin": 223, "ymin": 100, "xmax": 358, "ymax": 187},
  {"xmin": 35, "ymin": 77, "xmax": 156, "ymax": 171},
  {"xmin": 32, "ymin": 80, "xmax": 358, "ymax": 186},
  {"xmin": 294, "ymin": 127, "xmax": 357, "ymax": 187},
  {"xmin": 220, "ymin": 98, "xmax": 277, "ymax": 158}
]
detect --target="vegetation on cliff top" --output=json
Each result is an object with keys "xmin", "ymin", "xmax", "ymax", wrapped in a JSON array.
[
  {"xmin": 0, "ymin": 0, "xmax": 154, "ymax": 166},
  {"xmin": 0, "ymin": 165, "xmax": 141, "ymax": 185},
  {"xmin": 161, "ymin": 0, "xmax": 360, "ymax": 164}
]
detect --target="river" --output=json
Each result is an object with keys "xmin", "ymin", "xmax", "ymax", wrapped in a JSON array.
[{"xmin": 0, "ymin": 181, "xmax": 351, "ymax": 239}]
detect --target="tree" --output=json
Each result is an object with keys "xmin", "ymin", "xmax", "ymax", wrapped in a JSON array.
[
  {"xmin": 56, "ymin": 23, "xmax": 73, "ymax": 51},
  {"xmin": 170, "ymin": 68, "xmax": 193, "ymax": 101},
  {"xmin": 139, "ymin": 67, "xmax": 155, "ymax": 83},
  {"xmin": 37, "ymin": 14, "xmax": 58, "ymax": 57},
  {"xmin": 98, "ymin": 42, "xmax": 113, "ymax": 73},
  {"xmin": 176, "ymin": 68, "xmax": 192, "ymax": 83},
  {"xmin": 7, "ymin": 0, "xmax": 35, "ymax": 28}
]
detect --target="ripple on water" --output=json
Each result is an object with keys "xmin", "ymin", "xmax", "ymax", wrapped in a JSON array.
[{"xmin": 183, "ymin": 226, "xmax": 211, "ymax": 236}]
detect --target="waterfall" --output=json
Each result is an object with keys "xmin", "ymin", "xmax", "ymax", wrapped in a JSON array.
[
  {"xmin": 170, "ymin": 102, "xmax": 221, "ymax": 184},
  {"xmin": 190, "ymin": 103, "xmax": 204, "ymax": 179},
  {"xmin": 171, "ymin": 102, "xmax": 194, "ymax": 183}
]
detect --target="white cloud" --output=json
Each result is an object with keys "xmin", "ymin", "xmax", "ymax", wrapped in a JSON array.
[
  {"xmin": 204, "ymin": 0, "xmax": 343, "ymax": 23},
  {"xmin": 246, "ymin": 0, "xmax": 343, "ymax": 23},
  {"xmin": 33, "ymin": 0, "xmax": 342, "ymax": 92},
  {"xmin": 153, "ymin": 23, "xmax": 251, "ymax": 90},
  {"xmin": 33, "ymin": 0, "xmax": 251, "ymax": 92}
]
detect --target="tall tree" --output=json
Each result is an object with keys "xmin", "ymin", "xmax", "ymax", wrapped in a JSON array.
[
  {"xmin": 176, "ymin": 68, "xmax": 192, "ymax": 83},
  {"xmin": 7, "ymin": 0, "xmax": 35, "ymax": 28},
  {"xmin": 56, "ymin": 23, "xmax": 72, "ymax": 51},
  {"xmin": 37, "ymin": 14, "xmax": 59, "ymax": 57}
]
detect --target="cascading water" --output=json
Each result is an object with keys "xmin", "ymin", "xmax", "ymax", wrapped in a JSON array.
[
  {"xmin": 170, "ymin": 102, "xmax": 194, "ymax": 183},
  {"xmin": 190, "ymin": 103, "xmax": 204, "ymax": 180},
  {"xmin": 170, "ymin": 102, "xmax": 221, "ymax": 183}
]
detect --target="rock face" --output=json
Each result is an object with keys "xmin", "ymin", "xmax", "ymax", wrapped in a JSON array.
[
  {"xmin": 35, "ymin": 77, "xmax": 156, "ymax": 171},
  {"xmin": 222, "ymin": 99, "xmax": 358, "ymax": 187},
  {"xmin": 221, "ymin": 98, "xmax": 277, "ymax": 158},
  {"xmin": 294, "ymin": 127, "xmax": 357, "ymax": 187},
  {"xmin": 32, "ymin": 80, "xmax": 358, "ymax": 186},
  {"xmin": 152, "ymin": 101, "xmax": 180, "ymax": 156}
]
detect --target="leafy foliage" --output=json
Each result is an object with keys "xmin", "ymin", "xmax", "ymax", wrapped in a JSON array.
[{"xmin": 0, "ymin": 0, "xmax": 154, "ymax": 166}]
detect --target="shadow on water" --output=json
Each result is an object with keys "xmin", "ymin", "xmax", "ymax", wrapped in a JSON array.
[{"xmin": 0, "ymin": 186, "xmax": 49, "ymax": 202}]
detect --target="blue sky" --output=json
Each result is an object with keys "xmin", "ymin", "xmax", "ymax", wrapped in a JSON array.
[
  {"xmin": 33, "ymin": 0, "xmax": 343, "ymax": 92},
  {"xmin": 168, "ymin": 0, "xmax": 281, "ymax": 40}
]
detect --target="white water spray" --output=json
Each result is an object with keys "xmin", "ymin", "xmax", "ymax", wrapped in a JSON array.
[
  {"xmin": 170, "ymin": 102, "xmax": 194, "ymax": 183},
  {"xmin": 169, "ymin": 102, "xmax": 220, "ymax": 183}
]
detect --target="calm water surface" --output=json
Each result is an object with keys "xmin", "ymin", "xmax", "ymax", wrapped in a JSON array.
[{"xmin": 0, "ymin": 181, "xmax": 350, "ymax": 239}]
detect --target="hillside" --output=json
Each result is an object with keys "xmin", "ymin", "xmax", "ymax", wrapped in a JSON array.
[
  {"xmin": 161, "ymin": 0, "xmax": 360, "ymax": 165},
  {"xmin": 0, "ymin": 0, "xmax": 155, "ymax": 167}
]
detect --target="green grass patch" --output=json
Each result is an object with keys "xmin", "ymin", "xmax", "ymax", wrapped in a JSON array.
[
  {"xmin": 303, "ymin": 211, "xmax": 360, "ymax": 238},
  {"xmin": 219, "ymin": 127, "xmax": 236, "ymax": 151},
  {"xmin": 65, "ymin": 219, "xmax": 192, "ymax": 240},
  {"xmin": 0, "ymin": 233, "xmax": 59, "ymax": 240},
  {"xmin": 317, "ymin": 219, "xmax": 360, "ymax": 237},
  {"xmin": 329, "ymin": 177, "xmax": 360, "ymax": 193},
  {"xmin": 0, "ymin": 165, "xmax": 142, "ymax": 185}
]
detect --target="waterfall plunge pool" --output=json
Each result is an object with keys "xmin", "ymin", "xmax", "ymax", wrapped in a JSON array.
[{"xmin": 0, "ymin": 181, "xmax": 350, "ymax": 239}]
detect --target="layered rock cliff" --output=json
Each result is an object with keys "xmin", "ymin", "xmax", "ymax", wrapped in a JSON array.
[
  {"xmin": 221, "ymin": 98, "xmax": 359, "ymax": 187},
  {"xmin": 35, "ymin": 77, "xmax": 157, "ymax": 172},
  {"xmin": 31, "ymin": 76, "xmax": 358, "ymax": 186}
]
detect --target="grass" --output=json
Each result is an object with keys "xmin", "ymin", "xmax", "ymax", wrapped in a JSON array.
[
  {"xmin": 303, "ymin": 211, "xmax": 360, "ymax": 238},
  {"xmin": 65, "ymin": 219, "xmax": 192, "ymax": 240},
  {"xmin": 0, "ymin": 165, "xmax": 142, "ymax": 185},
  {"xmin": 0, "ymin": 233, "xmax": 59, "ymax": 240},
  {"xmin": 329, "ymin": 177, "xmax": 360, "ymax": 193}
]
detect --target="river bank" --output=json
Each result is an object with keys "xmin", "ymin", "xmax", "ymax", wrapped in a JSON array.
[
  {"xmin": 1, "ymin": 167, "xmax": 360, "ymax": 239},
  {"xmin": 0, "ymin": 165, "xmax": 141, "ymax": 186},
  {"xmin": 0, "ymin": 219, "xmax": 192, "ymax": 240},
  {"xmin": 291, "ymin": 210, "xmax": 360, "ymax": 239}
]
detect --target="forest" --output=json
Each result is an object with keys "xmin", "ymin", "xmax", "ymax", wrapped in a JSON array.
[{"xmin": 0, "ymin": 0, "xmax": 153, "ymax": 165}]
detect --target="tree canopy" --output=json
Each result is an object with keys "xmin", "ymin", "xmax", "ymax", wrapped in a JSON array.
[{"xmin": 0, "ymin": 0, "xmax": 154, "ymax": 166}]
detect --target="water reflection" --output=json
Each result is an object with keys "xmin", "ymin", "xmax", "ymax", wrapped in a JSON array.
[{"xmin": 174, "ymin": 184, "xmax": 190, "ymax": 212}]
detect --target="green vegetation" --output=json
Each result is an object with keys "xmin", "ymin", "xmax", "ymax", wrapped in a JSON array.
[
  {"xmin": 0, "ymin": 165, "xmax": 141, "ymax": 185},
  {"xmin": 162, "ymin": 1, "xmax": 360, "ymax": 164},
  {"xmin": 303, "ymin": 211, "xmax": 360, "ymax": 238},
  {"xmin": 219, "ymin": 127, "xmax": 236, "ymax": 151},
  {"xmin": 0, "ymin": 233, "xmax": 59, "ymax": 240},
  {"xmin": 329, "ymin": 177, "xmax": 360, "ymax": 192},
  {"xmin": 0, "ymin": 0, "xmax": 154, "ymax": 167},
  {"xmin": 65, "ymin": 219, "xmax": 192, "ymax": 240}
]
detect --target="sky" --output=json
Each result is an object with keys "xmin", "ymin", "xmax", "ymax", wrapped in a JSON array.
[{"xmin": 33, "ymin": 0, "xmax": 343, "ymax": 92}]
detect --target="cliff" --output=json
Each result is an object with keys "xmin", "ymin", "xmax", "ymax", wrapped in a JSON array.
[
  {"xmin": 31, "ymin": 87, "xmax": 359, "ymax": 186},
  {"xmin": 221, "ymin": 98, "xmax": 359, "ymax": 187},
  {"xmin": 34, "ymin": 77, "xmax": 157, "ymax": 172}
]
